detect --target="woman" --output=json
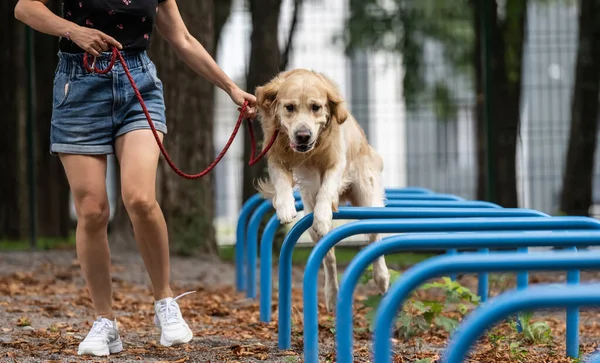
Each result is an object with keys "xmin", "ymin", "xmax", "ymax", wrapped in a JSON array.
[{"xmin": 14, "ymin": 0, "xmax": 257, "ymax": 357}]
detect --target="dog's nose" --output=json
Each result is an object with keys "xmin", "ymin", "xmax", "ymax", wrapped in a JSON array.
[{"xmin": 294, "ymin": 129, "xmax": 312, "ymax": 145}]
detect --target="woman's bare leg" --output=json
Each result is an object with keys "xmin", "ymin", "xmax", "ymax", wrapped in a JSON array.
[
  {"xmin": 60, "ymin": 154, "xmax": 113, "ymax": 319},
  {"xmin": 115, "ymin": 129, "xmax": 172, "ymax": 300}
]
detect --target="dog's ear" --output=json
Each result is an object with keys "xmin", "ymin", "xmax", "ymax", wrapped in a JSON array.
[
  {"xmin": 316, "ymin": 72, "xmax": 349, "ymax": 125},
  {"xmin": 256, "ymin": 71, "xmax": 294, "ymax": 117},
  {"xmin": 327, "ymin": 91, "xmax": 349, "ymax": 125},
  {"xmin": 255, "ymin": 81, "xmax": 280, "ymax": 117}
]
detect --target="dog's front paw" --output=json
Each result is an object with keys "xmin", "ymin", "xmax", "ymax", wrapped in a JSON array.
[
  {"xmin": 312, "ymin": 203, "xmax": 333, "ymax": 237},
  {"xmin": 324, "ymin": 281, "xmax": 338, "ymax": 312},
  {"xmin": 373, "ymin": 269, "xmax": 390, "ymax": 294},
  {"xmin": 274, "ymin": 199, "xmax": 297, "ymax": 224}
]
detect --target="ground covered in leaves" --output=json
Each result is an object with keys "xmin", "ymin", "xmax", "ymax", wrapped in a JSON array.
[{"xmin": 2, "ymin": 249, "xmax": 600, "ymax": 362}]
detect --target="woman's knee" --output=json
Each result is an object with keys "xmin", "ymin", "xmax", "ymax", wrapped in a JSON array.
[
  {"xmin": 77, "ymin": 195, "xmax": 110, "ymax": 230},
  {"xmin": 122, "ymin": 191, "xmax": 157, "ymax": 217}
]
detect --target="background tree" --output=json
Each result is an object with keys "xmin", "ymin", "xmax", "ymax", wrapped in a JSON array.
[
  {"xmin": 241, "ymin": 0, "xmax": 303, "ymax": 203},
  {"xmin": 241, "ymin": 0, "xmax": 283, "ymax": 203},
  {"xmin": 149, "ymin": 0, "xmax": 218, "ymax": 256},
  {"xmin": 558, "ymin": 0, "xmax": 600, "ymax": 216},
  {"xmin": 344, "ymin": 0, "xmax": 529, "ymax": 207},
  {"xmin": 1, "ymin": 1, "xmax": 26, "ymax": 239},
  {"xmin": 111, "ymin": 0, "xmax": 232, "ymax": 254},
  {"xmin": 478, "ymin": 0, "xmax": 528, "ymax": 207},
  {"xmin": 214, "ymin": 0, "xmax": 233, "ymax": 54},
  {"xmin": 34, "ymin": 0, "xmax": 70, "ymax": 239}
]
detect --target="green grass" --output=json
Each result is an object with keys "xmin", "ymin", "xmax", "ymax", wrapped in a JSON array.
[
  {"xmin": 1, "ymin": 235, "xmax": 435, "ymax": 268},
  {"xmin": 0, "ymin": 233, "xmax": 76, "ymax": 251},
  {"xmin": 217, "ymin": 245, "xmax": 435, "ymax": 268}
]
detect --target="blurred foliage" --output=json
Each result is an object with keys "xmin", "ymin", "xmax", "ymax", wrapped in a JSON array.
[
  {"xmin": 342, "ymin": 0, "xmax": 570, "ymax": 123},
  {"xmin": 342, "ymin": 0, "xmax": 474, "ymax": 121},
  {"xmin": 432, "ymin": 80, "xmax": 458, "ymax": 122}
]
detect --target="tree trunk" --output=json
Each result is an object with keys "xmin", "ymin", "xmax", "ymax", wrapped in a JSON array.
[
  {"xmin": 35, "ymin": 0, "xmax": 70, "ymax": 239},
  {"xmin": 0, "ymin": 2, "xmax": 25, "ymax": 239},
  {"xmin": 559, "ymin": 0, "xmax": 600, "ymax": 216},
  {"xmin": 491, "ymin": 0, "xmax": 527, "ymax": 208},
  {"xmin": 472, "ymin": 0, "xmax": 486, "ymax": 201},
  {"xmin": 214, "ymin": 0, "xmax": 232, "ymax": 54},
  {"xmin": 150, "ymin": 0, "xmax": 218, "ymax": 256},
  {"xmin": 242, "ymin": 0, "xmax": 283, "ymax": 203},
  {"xmin": 474, "ymin": 0, "xmax": 527, "ymax": 208},
  {"xmin": 280, "ymin": 0, "xmax": 303, "ymax": 70}
]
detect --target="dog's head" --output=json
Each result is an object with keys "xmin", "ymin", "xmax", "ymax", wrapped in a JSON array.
[{"xmin": 256, "ymin": 69, "xmax": 349, "ymax": 153}]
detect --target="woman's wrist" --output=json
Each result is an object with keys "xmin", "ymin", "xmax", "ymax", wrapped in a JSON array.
[
  {"xmin": 62, "ymin": 23, "xmax": 80, "ymax": 40},
  {"xmin": 223, "ymin": 80, "xmax": 238, "ymax": 96}
]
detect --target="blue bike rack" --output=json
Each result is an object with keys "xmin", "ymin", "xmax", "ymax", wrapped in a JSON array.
[
  {"xmin": 235, "ymin": 193, "xmax": 265, "ymax": 292},
  {"xmin": 235, "ymin": 187, "xmax": 433, "ymax": 292},
  {"xmin": 278, "ymin": 208, "xmax": 549, "ymax": 350},
  {"xmin": 246, "ymin": 193, "xmax": 473, "ymax": 299},
  {"xmin": 438, "ymin": 282, "xmax": 600, "ymax": 363},
  {"xmin": 334, "ymin": 232, "xmax": 600, "ymax": 363},
  {"xmin": 245, "ymin": 199, "xmax": 290, "ymax": 299},
  {"xmin": 302, "ymin": 229, "xmax": 598, "ymax": 363},
  {"xmin": 585, "ymin": 351, "xmax": 600, "ymax": 363},
  {"xmin": 385, "ymin": 187, "xmax": 433, "ymax": 194},
  {"xmin": 384, "ymin": 200, "xmax": 499, "ymax": 208},
  {"xmin": 258, "ymin": 201, "xmax": 498, "ymax": 322},
  {"xmin": 234, "ymin": 188, "xmax": 436, "ymax": 292},
  {"xmin": 384, "ymin": 193, "xmax": 464, "ymax": 201}
]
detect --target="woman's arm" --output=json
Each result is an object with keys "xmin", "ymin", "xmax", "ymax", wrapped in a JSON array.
[
  {"xmin": 14, "ymin": 0, "xmax": 122, "ymax": 56},
  {"xmin": 15, "ymin": 0, "xmax": 77, "ymax": 38},
  {"xmin": 155, "ymin": 0, "xmax": 256, "ymax": 118}
]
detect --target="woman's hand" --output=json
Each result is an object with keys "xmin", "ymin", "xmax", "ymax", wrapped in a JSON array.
[
  {"xmin": 14, "ymin": 0, "xmax": 123, "ymax": 55},
  {"xmin": 69, "ymin": 26, "xmax": 123, "ymax": 57},
  {"xmin": 229, "ymin": 86, "xmax": 257, "ymax": 120}
]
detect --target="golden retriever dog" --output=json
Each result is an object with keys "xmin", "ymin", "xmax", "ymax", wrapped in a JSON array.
[{"xmin": 254, "ymin": 69, "xmax": 390, "ymax": 311}]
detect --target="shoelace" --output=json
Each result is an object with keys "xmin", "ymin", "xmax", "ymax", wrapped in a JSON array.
[
  {"xmin": 158, "ymin": 290, "xmax": 196, "ymax": 325},
  {"xmin": 87, "ymin": 318, "xmax": 112, "ymax": 338}
]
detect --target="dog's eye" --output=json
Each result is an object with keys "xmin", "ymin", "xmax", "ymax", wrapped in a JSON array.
[
  {"xmin": 285, "ymin": 104, "xmax": 295, "ymax": 112},
  {"xmin": 311, "ymin": 104, "xmax": 321, "ymax": 112}
]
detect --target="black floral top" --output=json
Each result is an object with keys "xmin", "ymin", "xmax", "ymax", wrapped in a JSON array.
[{"xmin": 59, "ymin": 0, "xmax": 167, "ymax": 53}]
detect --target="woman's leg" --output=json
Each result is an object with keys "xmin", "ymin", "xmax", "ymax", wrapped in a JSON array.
[
  {"xmin": 114, "ymin": 129, "xmax": 173, "ymax": 300},
  {"xmin": 115, "ymin": 129, "xmax": 192, "ymax": 346},
  {"xmin": 60, "ymin": 154, "xmax": 113, "ymax": 318}
]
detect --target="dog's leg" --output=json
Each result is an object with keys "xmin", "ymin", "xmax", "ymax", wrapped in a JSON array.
[
  {"xmin": 311, "ymin": 165, "xmax": 345, "ymax": 312},
  {"xmin": 352, "ymin": 177, "xmax": 390, "ymax": 295},
  {"xmin": 313, "ymin": 163, "xmax": 346, "ymax": 238},
  {"xmin": 306, "ymin": 223, "xmax": 338, "ymax": 313},
  {"xmin": 322, "ymin": 242, "xmax": 338, "ymax": 313},
  {"xmin": 370, "ymin": 180, "xmax": 390, "ymax": 294},
  {"xmin": 269, "ymin": 161, "xmax": 297, "ymax": 224},
  {"xmin": 301, "ymin": 187, "xmax": 338, "ymax": 312}
]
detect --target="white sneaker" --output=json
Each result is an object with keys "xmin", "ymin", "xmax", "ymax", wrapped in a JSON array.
[
  {"xmin": 154, "ymin": 291, "xmax": 195, "ymax": 347},
  {"xmin": 77, "ymin": 317, "xmax": 123, "ymax": 356}
]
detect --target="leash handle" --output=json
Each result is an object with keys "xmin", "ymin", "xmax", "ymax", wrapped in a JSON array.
[
  {"xmin": 83, "ymin": 48, "xmax": 277, "ymax": 179},
  {"xmin": 83, "ymin": 49, "xmax": 117, "ymax": 74}
]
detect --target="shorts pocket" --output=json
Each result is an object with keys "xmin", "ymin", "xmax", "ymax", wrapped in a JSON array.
[
  {"xmin": 144, "ymin": 62, "xmax": 164, "ymax": 91},
  {"xmin": 53, "ymin": 72, "xmax": 72, "ymax": 109}
]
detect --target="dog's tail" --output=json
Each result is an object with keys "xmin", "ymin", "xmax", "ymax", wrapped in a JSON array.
[{"xmin": 254, "ymin": 177, "xmax": 276, "ymax": 200}]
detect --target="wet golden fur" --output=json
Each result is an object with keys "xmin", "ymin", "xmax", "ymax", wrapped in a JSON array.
[{"xmin": 253, "ymin": 69, "xmax": 390, "ymax": 311}]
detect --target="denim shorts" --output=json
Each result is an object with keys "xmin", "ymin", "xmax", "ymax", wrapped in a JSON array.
[{"xmin": 50, "ymin": 50, "xmax": 167, "ymax": 155}]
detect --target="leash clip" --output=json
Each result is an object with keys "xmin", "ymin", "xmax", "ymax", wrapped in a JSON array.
[{"xmin": 90, "ymin": 56, "xmax": 97, "ymax": 71}]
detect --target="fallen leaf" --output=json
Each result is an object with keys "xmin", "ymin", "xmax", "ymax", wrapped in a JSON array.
[{"xmin": 16, "ymin": 317, "xmax": 30, "ymax": 327}]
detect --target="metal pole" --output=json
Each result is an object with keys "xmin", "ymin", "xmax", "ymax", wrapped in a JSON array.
[
  {"xmin": 480, "ymin": 0, "xmax": 495, "ymax": 202},
  {"xmin": 25, "ymin": 26, "xmax": 37, "ymax": 249}
]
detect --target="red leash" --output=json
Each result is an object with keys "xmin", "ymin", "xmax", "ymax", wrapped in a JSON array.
[{"xmin": 83, "ymin": 48, "xmax": 278, "ymax": 180}]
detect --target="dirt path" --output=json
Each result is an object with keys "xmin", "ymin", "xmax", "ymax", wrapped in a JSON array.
[{"xmin": 1, "ymin": 249, "xmax": 600, "ymax": 362}]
